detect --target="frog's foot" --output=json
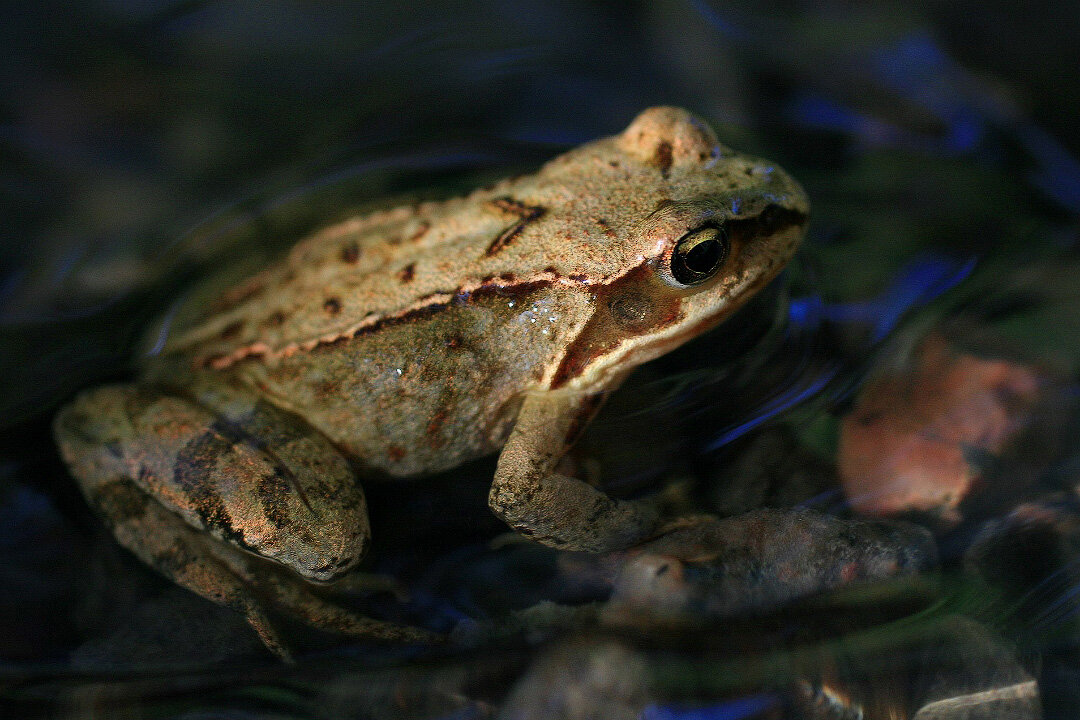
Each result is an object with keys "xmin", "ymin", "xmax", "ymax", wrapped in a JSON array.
[
  {"xmin": 252, "ymin": 571, "xmax": 444, "ymax": 645},
  {"xmin": 490, "ymin": 390, "xmax": 662, "ymax": 554}
]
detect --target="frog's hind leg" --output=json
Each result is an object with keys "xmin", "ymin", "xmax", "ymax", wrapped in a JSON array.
[
  {"xmin": 80, "ymin": 474, "xmax": 294, "ymax": 658},
  {"xmin": 53, "ymin": 383, "xmax": 437, "ymax": 658}
]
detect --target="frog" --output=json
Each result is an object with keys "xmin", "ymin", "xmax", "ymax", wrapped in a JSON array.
[{"xmin": 53, "ymin": 107, "xmax": 809, "ymax": 658}]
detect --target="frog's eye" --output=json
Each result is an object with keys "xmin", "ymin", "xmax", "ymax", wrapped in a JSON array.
[{"xmin": 670, "ymin": 226, "xmax": 728, "ymax": 286}]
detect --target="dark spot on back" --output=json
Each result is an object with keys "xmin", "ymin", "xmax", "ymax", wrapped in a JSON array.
[
  {"xmin": 174, "ymin": 430, "xmax": 236, "ymax": 535},
  {"xmin": 596, "ymin": 218, "xmax": 616, "ymax": 238},
  {"xmin": 323, "ymin": 297, "xmax": 342, "ymax": 315},
  {"xmin": 653, "ymin": 140, "xmax": 673, "ymax": 178},
  {"xmin": 340, "ymin": 242, "xmax": 360, "ymax": 264},
  {"xmin": 266, "ymin": 311, "xmax": 286, "ymax": 327},
  {"xmin": 426, "ymin": 409, "xmax": 449, "ymax": 446},
  {"xmin": 315, "ymin": 379, "xmax": 339, "ymax": 396},
  {"xmin": 484, "ymin": 197, "xmax": 546, "ymax": 256},
  {"xmin": 585, "ymin": 496, "xmax": 615, "ymax": 524},
  {"xmin": 486, "ymin": 225, "xmax": 522, "ymax": 256},
  {"xmin": 387, "ymin": 445, "xmax": 406, "ymax": 462},
  {"xmin": 398, "ymin": 263, "xmax": 416, "ymax": 283},
  {"xmin": 257, "ymin": 472, "xmax": 292, "ymax": 529}
]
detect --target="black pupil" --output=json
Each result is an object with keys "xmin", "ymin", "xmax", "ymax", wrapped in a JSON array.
[
  {"xmin": 671, "ymin": 227, "xmax": 727, "ymax": 285},
  {"xmin": 684, "ymin": 238, "xmax": 721, "ymax": 273}
]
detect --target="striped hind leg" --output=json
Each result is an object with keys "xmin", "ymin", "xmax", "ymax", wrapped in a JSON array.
[{"xmin": 54, "ymin": 383, "xmax": 440, "ymax": 658}]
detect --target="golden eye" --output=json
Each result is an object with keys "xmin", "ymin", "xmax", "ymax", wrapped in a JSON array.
[{"xmin": 670, "ymin": 226, "xmax": 728, "ymax": 286}]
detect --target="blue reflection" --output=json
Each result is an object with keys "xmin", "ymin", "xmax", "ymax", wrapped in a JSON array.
[
  {"xmin": 1018, "ymin": 124, "xmax": 1080, "ymax": 214},
  {"xmin": 870, "ymin": 33, "xmax": 968, "ymax": 116},
  {"xmin": 868, "ymin": 33, "xmax": 987, "ymax": 153},
  {"xmin": 641, "ymin": 693, "xmax": 780, "ymax": 720},
  {"xmin": 872, "ymin": 33, "xmax": 1080, "ymax": 212},
  {"xmin": 0, "ymin": 483, "xmax": 57, "ymax": 550},
  {"xmin": 688, "ymin": 0, "xmax": 751, "ymax": 41},
  {"xmin": 790, "ymin": 94, "xmax": 906, "ymax": 147},
  {"xmin": 706, "ymin": 362, "xmax": 838, "ymax": 452},
  {"xmin": 789, "ymin": 254, "xmax": 976, "ymax": 341},
  {"xmin": 709, "ymin": 254, "xmax": 974, "ymax": 451},
  {"xmin": 1031, "ymin": 567, "xmax": 1080, "ymax": 633},
  {"xmin": 945, "ymin": 111, "xmax": 983, "ymax": 153},
  {"xmin": 779, "ymin": 25, "xmax": 1080, "ymax": 214}
]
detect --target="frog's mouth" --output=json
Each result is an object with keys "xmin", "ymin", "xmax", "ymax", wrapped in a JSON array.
[{"xmin": 548, "ymin": 210, "xmax": 806, "ymax": 392}]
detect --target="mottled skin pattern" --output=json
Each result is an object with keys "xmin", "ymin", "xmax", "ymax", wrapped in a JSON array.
[{"xmin": 53, "ymin": 107, "xmax": 809, "ymax": 658}]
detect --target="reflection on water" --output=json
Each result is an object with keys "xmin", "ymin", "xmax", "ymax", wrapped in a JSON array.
[{"xmin": 3, "ymin": 1, "xmax": 1080, "ymax": 718}]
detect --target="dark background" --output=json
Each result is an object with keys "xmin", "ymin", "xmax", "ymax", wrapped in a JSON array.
[{"xmin": 3, "ymin": 1, "xmax": 1080, "ymax": 717}]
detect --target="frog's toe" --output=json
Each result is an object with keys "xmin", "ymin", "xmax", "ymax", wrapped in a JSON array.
[{"xmin": 298, "ymin": 552, "xmax": 364, "ymax": 583}]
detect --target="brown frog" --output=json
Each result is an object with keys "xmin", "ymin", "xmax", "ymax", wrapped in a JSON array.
[{"xmin": 53, "ymin": 107, "xmax": 809, "ymax": 657}]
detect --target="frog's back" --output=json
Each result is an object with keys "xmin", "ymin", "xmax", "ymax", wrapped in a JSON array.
[
  {"xmin": 155, "ymin": 191, "xmax": 546, "ymax": 371},
  {"xmin": 154, "ymin": 106, "xmax": 769, "ymax": 372}
]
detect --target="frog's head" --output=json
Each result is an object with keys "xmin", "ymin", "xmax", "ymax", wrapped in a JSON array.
[{"xmin": 551, "ymin": 107, "xmax": 809, "ymax": 390}]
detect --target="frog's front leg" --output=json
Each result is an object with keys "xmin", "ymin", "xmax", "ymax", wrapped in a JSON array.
[
  {"xmin": 489, "ymin": 390, "xmax": 662, "ymax": 553},
  {"xmin": 54, "ymin": 384, "xmax": 437, "ymax": 657}
]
